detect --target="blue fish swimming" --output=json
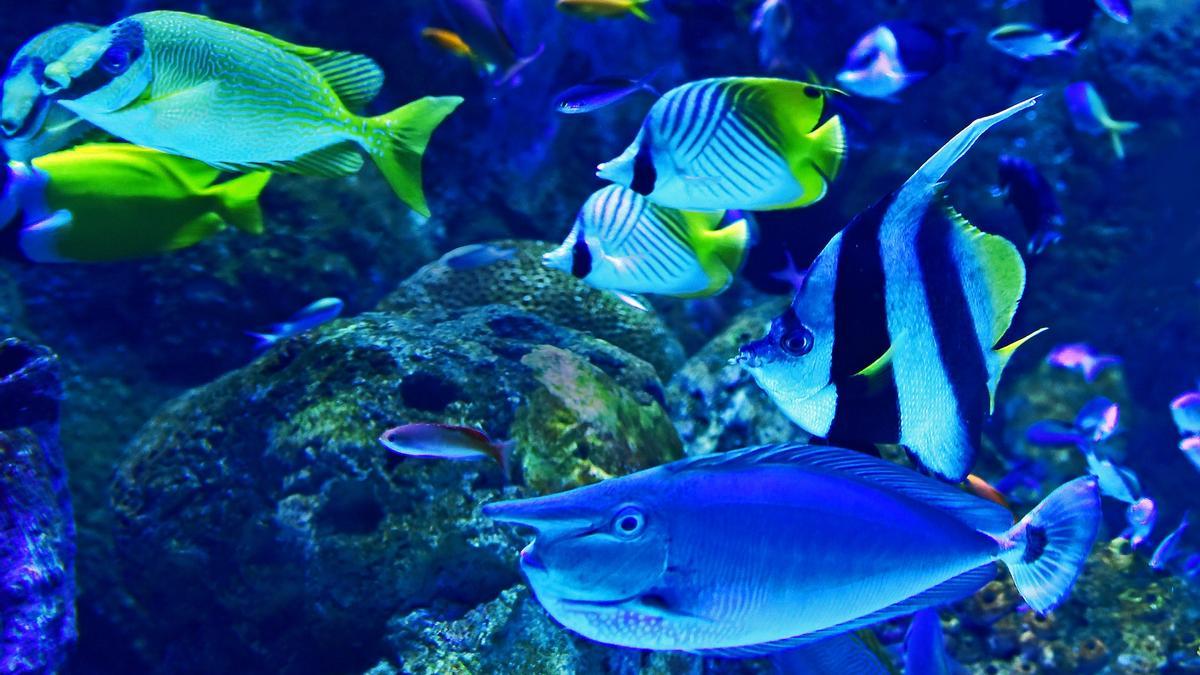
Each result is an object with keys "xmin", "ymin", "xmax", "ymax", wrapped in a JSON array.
[
  {"xmin": 1045, "ymin": 342, "xmax": 1121, "ymax": 382},
  {"xmin": 1122, "ymin": 497, "xmax": 1156, "ymax": 549},
  {"xmin": 738, "ymin": 98, "xmax": 1041, "ymax": 482},
  {"xmin": 553, "ymin": 75, "xmax": 658, "ymax": 114},
  {"xmin": 1026, "ymin": 397, "xmax": 1119, "ymax": 449},
  {"xmin": 485, "ymin": 444, "xmax": 1100, "ymax": 653},
  {"xmin": 1150, "ymin": 512, "xmax": 1189, "ymax": 571},
  {"xmin": 997, "ymin": 155, "xmax": 1064, "ymax": 255},
  {"xmin": 246, "ymin": 297, "xmax": 344, "ymax": 349}
]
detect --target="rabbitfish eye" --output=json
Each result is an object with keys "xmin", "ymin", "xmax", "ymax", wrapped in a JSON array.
[
  {"xmin": 780, "ymin": 325, "xmax": 814, "ymax": 356},
  {"xmin": 612, "ymin": 507, "xmax": 645, "ymax": 538},
  {"xmin": 100, "ymin": 45, "xmax": 132, "ymax": 75}
]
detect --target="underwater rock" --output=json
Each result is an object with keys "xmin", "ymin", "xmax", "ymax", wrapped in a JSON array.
[
  {"xmin": 666, "ymin": 298, "xmax": 808, "ymax": 456},
  {"xmin": 111, "ymin": 305, "xmax": 680, "ymax": 674},
  {"xmin": 380, "ymin": 239, "xmax": 685, "ymax": 377},
  {"xmin": 0, "ymin": 338, "xmax": 76, "ymax": 674}
]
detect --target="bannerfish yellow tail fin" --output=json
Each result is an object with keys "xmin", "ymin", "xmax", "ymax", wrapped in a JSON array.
[
  {"xmin": 365, "ymin": 96, "xmax": 464, "ymax": 217},
  {"xmin": 210, "ymin": 171, "xmax": 272, "ymax": 234}
]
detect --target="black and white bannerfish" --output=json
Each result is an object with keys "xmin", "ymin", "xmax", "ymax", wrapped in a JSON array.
[
  {"xmin": 737, "ymin": 97, "xmax": 1043, "ymax": 483},
  {"xmin": 543, "ymin": 184, "xmax": 749, "ymax": 298},
  {"xmin": 596, "ymin": 77, "xmax": 845, "ymax": 212}
]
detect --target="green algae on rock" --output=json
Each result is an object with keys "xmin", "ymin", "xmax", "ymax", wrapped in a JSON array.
[{"xmin": 380, "ymin": 239, "xmax": 686, "ymax": 377}]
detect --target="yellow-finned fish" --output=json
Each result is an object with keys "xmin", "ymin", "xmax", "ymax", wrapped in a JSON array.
[
  {"xmin": 1, "ymin": 22, "xmax": 102, "ymax": 163},
  {"xmin": 597, "ymin": 77, "xmax": 845, "ymax": 212},
  {"xmin": 0, "ymin": 143, "xmax": 269, "ymax": 263},
  {"xmin": 543, "ymin": 184, "xmax": 749, "ymax": 298},
  {"xmin": 556, "ymin": 0, "xmax": 653, "ymax": 21},
  {"xmin": 39, "ymin": 11, "xmax": 462, "ymax": 217},
  {"xmin": 421, "ymin": 27, "xmax": 479, "ymax": 63}
]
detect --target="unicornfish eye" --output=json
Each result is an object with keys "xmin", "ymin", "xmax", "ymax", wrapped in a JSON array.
[
  {"xmin": 100, "ymin": 44, "xmax": 132, "ymax": 75},
  {"xmin": 780, "ymin": 325, "xmax": 814, "ymax": 356},
  {"xmin": 612, "ymin": 507, "xmax": 645, "ymax": 538}
]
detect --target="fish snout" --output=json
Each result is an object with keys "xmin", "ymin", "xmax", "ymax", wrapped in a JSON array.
[
  {"xmin": 40, "ymin": 64, "xmax": 71, "ymax": 95},
  {"xmin": 0, "ymin": 117, "xmax": 18, "ymax": 137},
  {"xmin": 733, "ymin": 342, "xmax": 763, "ymax": 370},
  {"xmin": 542, "ymin": 247, "xmax": 570, "ymax": 273}
]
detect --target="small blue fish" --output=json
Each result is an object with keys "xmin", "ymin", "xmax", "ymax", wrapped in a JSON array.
[
  {"xmin": 1122, "ymin": 497, "xmax": 1157, "ymax": 549},
  {"xmin": 1026, "ymin": 397, "xmax": 1119, "ymax": 452},
  {"xmin": 246, "ymin": 297, "xmax": 344, "ymax": 349},
  {"xmin": 1045, "ymin": 342, "xmax": 1121, "ymax": 382},
  {"xmin": 769, "ymin": 250, "xmax": 808, "ymax": 293},
  {"xmin": 380, "ymin": 422, "xmax": 512, "ymax": 478},
  {"xmin": 1085, "ymin": 452, "xmax": 1141, "ymax": 504},
  {"xmin": 553, "ymin": 75, "xmax": 658, "ymax": 114},
  {"xmin": 1095, "ymin": 0, "xmax": 1132, "ymax": 24},
  {"xmin": 905, "ymin": 609, "xmax": 965, "ymax": 675},
  {"xmin": 1150, "ymin": 512, "xmax": 1190, "ymax": 571},
  {"xmin": 987, "ymin": 24, "xmax": 1077, "ymax": 61},
  {"xmin": 1064, "ymin": 82, "xmax": 1139, "ymax": 160},
  {"xmin": 485, "ymin": 444, "xmax": 1100, "ymax": 652},
  {"xmin": 438, "ymin": 243, "xmax": 516, "ymax": 270},
  {"xmin": 836, "ymin": 22, "xmax": 961, "ymax": 101},
  {"xmin": 1170, "ymin": 391, "xmax": 1200, "ymax": 437},
  {"xmin": 997, "ymin": 155, "xmax": 1064, "ymax": 255},
  {"xmin": 1182, "ymin": 436, "xmax": 1200, "ymax": 473},
  {"xmin": 750, "ymin": 0, "xmax": 793, "ymax": 72}
]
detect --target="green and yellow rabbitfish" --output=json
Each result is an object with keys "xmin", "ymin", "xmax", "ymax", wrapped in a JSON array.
[
  {"xmin": 0, "ymin": 143, "xmax": 269, "ymax": 263},
  {"xmin": 39, "ymin": 11, "xmax": 461, "ymax": 216}
]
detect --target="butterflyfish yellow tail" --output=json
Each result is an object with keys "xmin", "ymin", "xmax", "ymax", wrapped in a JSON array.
[{"xmin": 365, "ymin": 96, "xmax": 464, "ymax": 217}]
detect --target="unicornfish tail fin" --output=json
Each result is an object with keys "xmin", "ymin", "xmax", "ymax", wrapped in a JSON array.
[
  {"xmin": 995, "ymin": 475, "xmax": 1100, "ymax": 614},
  {"xmin": 365, "ymin": 96, "xmax": 464, "ymax": 217},
  {"xmin": 209, "ymin": 171, "xmax": 271, "ymax": 234}
]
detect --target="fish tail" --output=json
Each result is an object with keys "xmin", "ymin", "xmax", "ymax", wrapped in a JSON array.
[
  {"xmin": 494, "ymin": 44, "xmax": 545, "ymax": 88},
  {"xmin": 995, "ymin": 475, "xmax": 1100, "ymax": 614},
  {"xmin": 706, "ymin": 214, "xmax": 751, "ymax": 274},
  {"xmin": 245, "ymin": 330, "xmax": 280, "ymax": 351},
  {"xmin": 210, "ymin": 171, "xmax": 271, "ymax": 235},
  {"xmin": 801, "ymin": 114, "xmax": 846, "ymax": 193},
  {"xmin": 1106, "ymin": 120, "xmax": 1138, "ymax": 160},
  {"xmin": 630, "ymin": 0, "xmax": 653, "ymax": 22},
  {"xmin": 364, "ymin": 96, "xmax": 464, "ymax": 217}
]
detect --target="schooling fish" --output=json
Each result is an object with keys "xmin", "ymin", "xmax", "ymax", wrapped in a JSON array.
[
  {"xmin": 1045, "ymin": 342, "xmax": 1120, "ymax": 382},
  {"xmin": 1064, "ymin": 82, "xmax": 1138, "ymax": 160},
  {"xmin": 542, "ymin": 184, "xmax": 749, "ymax": 297},
  {"xmin": 1149, "ymin": 512, "xmax": 1190, "ymax": 571},
  {"xmin": 738, "ymin": 98, "xmax": 1040, "ymax": 482},
  {"xmin": 437, "ymin": 0, "xmax": 543, "ymax": 86},
  {"xmin": 556, "ymin": 0, "xmax": 653, "ymax": 21},
  {"xmin": 247, "ymin": 297, "xmax": 344, "ymax": 349},
  {"xmin": 0, "ymin": 143, "xmax": 269, "ymax": 263},
  {"xmin": 1, "ymin": 23, "xmax": 101, "ymax": 163},
  {"xmin": 598, "ymin": 77, "xmax": 845, "ymax": 212},
  {"xmin": 1170, "ymin": 391, "xmax": 1200, "ymax": 437},
  {"xmin": 750, "ymin": 0, "xmax": 793, "ymax": 72},
  {"xmin": 40, "ymin": 11, "xmax": 462, "ymax": 217},
  {"xmin": 1095, "ymin": 0, "xmax": 1132, "ymax": 24},
  {"xmin": 1122, "ymin": 497, "xmax": 1157, "ymax": 549},
  {"xmin": 904, "ymin": 609, "xmax": 964, "ymax": 675},
  {"xmin": 485, "ymin": 443, "xmax": 1101, "ymax": 652},
  {"xmin": 553, "ymin": 76, "xmax": 658, "ymax": 115},
  {"xmin": 836, "ymin": 22, "xmax": 961, "ymax": 100},
  {"xmin": 379, "ymin": 423, "xmax": 512, "ymax": 477},
  {"xmin": 986, "ymin": 24, "xmax": 1077, "ymax": 61},
  {"xmin": 997, "ymin": 155, "xmax": 1064, "ymax": 255}
]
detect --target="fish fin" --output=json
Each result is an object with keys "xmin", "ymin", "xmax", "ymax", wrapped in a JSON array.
[
  {"xmin": 989, "ymin": 328, "xmax": 1046, "ymax": 411},
  {"xmin": 629, "ymin": 0, "xmax": 653, "ymax": 22},
  {"xmin": 209, "ymin": 171, "xmax": 271, "ymax": 234},
  {"xmin": 14, "ymin": 210, "xmax": 75, "ymax": 263},
  {"xmin": 493, "ymin": 44, "xmax": 545, "ymax": 88},
  {"xmin": 365, "ymin": 96, "xmax": 464, "ymax": 217},
  {"xmin": 612, "ymin": 290, "xmax": 650, "ymax": 311},
  {"xmin": 1106, "ymin": 120, "xmax": 1137, "ymax": 160},
  {"xmin": 165, "ymin": 212, "xmax": 227, "ymax": 251},
  {"xmin": 677, "ymin": 444, "xmax": 1013, "ymax": 533},
  {"xmin": 697, "ymin": 565, "xmax": 996, "ymax": 658},
  {"xmin": 688, "ymin": 211, "xmax": 749, "ymax": 286},
  {"xmin": 944, "ymin": 205, "xmax": 1026, "ymax": 344},
  {"xmin": 1025, "ymin": 419, "xmax": 1083, "ymax": 447},
  {"xmin": 245, "ymin": 330, "xmax": 280, "ymax": 351},
  {"xmin": 769, "ymin": 631, "xmax": 898, "ymax": 675},
  {"xmin": 995, "ymin": 475, "xmax": 1100, "ymax": 613},
  {"xmin": 853, "ymin": 346, "xmax": 893, "ymax": 379}
]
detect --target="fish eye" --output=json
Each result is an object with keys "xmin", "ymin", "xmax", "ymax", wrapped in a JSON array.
[
  {"xmin": 780, "ymin": 325, "xmax": 814, "ymax": 356},
  {"xmin": 612, "ymin": 507, "xmax": 645, "ymax": 538},
  {"xmin": 99, "ymin": 44, "xmax": 132, "ymax": 76}
]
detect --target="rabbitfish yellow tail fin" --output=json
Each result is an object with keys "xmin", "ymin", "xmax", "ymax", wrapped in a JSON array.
[
  {"xmin": 366, "ymin": 96, "xmax": 464, "ymax": 217},
  {"xmin": 209, "ymin": 171, "xmax": 271, "ymax": 235}
]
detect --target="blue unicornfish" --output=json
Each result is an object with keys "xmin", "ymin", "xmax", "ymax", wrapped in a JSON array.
[
  {"xmin": 1045, "ymin": 342, "xmax": 1120, "ymax": 382},
  {"xmin": 597, "ymin": 77, "xmax": 845, "ymax": 211},
  {"xmin": 247, "ymin": 297, "xmax": 344, "ymax": 349},
  {"xmin": 997, "ymin": 155, "xmax": 1064, "ymax": 255},
  {"xmin": 1064, "ymin": 82, "xmax": 1138, "ymax": 160},
  {"xmin": 542, "ymin": 184, "xmax": 749, "ymax": 298},
  {"xmin": 485, "ymin": 443, "xmax": 1100, "ymax": 652},
  {"xmin": 738, "ymin": 97, "xmax": 1042, "ymax": 482}
]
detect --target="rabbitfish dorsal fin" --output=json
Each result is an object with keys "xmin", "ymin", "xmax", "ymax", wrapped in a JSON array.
[
  {"xmin": 205, "ymin": 17, "xmax": 384, "ymax": 109},
  {"xmin": 677, "ymin": 444, "xmax": 1012, "ymax": 534}
]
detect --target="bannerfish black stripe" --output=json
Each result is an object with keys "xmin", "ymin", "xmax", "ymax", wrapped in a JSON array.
[
  {"xmin": 829, "ymin": 193, "xmax": 894, "ymax": 383},
  {"xmin": 916, "ymin": 208, "xmax": 989, "ymax": 455},
  {"xmin": 828, "ymin": 365, "xmax": 901, "ymax": 444}
]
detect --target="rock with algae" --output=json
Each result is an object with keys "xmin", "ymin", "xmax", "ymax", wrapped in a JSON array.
[
  {"xmin": 110, "ymin": 304, "xmax": 683, "ymax": 674},
  {"xmin": 0, "ymin": 338, "xmax": 76, "ymax": 674},
  {"xmin": 380, "ymin": 239, "xmax": 686, "ymax": 377}
]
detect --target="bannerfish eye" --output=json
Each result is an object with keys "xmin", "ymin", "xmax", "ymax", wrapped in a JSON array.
[
  {"xmin": 100, "ymin": 44, "xmax": 132, "ymax": 75},
  {"xmin": 780, "ymin": 325, "xmax": 814, "ymax": 356},
  {"xmin": 612, "ymin": 507, "xmax": 645, "ymax": 538}
]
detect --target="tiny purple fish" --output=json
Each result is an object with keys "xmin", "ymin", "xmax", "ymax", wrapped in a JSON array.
[
  {"xmin": 554, "ymin": 75, "xmax": 658, "ymax": 114},
  {"xmin": 1170, "ymin": 390, "xmax": 1200, "ymax": 437},
  {"xmin": 1149, "ymin": 511, "xmax": 1190, "ymax": 571},
  {"xmin": 1046, "ymin": 342, "xmax": 1121, "ymax": 382},
  {"xmin": 380, "ymin": 422, "xmax": 513, "ymax": 478},
  {"xmin": 1121, "ymin": 497, "xmax": 1156, "ymax": 549}
]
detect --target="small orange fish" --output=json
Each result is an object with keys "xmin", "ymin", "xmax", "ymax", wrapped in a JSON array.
[
  {"xmin": 556, "ymin": 0, "xmax": 653, "ymax": 22},
  {"xmin": 965, "ymin": 474, "xmax": 1011, "ymax": 511},
  {"xmin": 421, "ymin": 27, "xmax": 484, "ymax": 66},
  {"xmin": 380, "ymin": 423, "xmax": 513, "ymax": 479}
]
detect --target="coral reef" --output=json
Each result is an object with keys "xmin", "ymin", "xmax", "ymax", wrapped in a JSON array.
[{"xmin": 0, "ymin": 339, "xmax": 75, "ymax": 674}]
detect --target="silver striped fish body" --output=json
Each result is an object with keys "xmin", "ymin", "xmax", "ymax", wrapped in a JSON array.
[
  {"xmin": 545, "ymin": 185, "xmax": 718, "ymax": 296},
  {"xmin": 739, "ymin": 99, "xmax": 1037, "ymax": 482},
  {"xmin": 53, "ymin": 12, "xmax": 360, "ymax": 168},
  {"xmin": 485, "ymin": 444, "xmax": 1016, "ymax": 652},
  {"xmin": 597, "ymin": 77, "xmax": 841, "ymax": 212}
]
